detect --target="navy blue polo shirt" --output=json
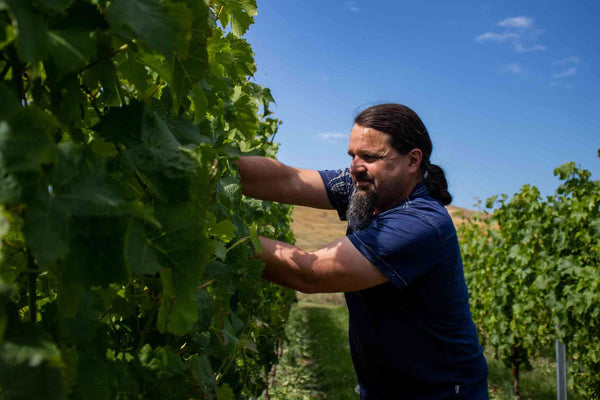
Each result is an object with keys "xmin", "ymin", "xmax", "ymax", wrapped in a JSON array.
[{"xmin": 319, "ymin": 168, "xmax": 488, "ymax": 400}]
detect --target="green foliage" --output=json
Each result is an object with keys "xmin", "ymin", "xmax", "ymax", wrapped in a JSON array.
[
  {"xmin": 0, "ymin": 1, "xmax": 294, "ymax": 399},
  {"xmin": 459, "ymin": 157, "xmax": 600, "ymax": 397}
]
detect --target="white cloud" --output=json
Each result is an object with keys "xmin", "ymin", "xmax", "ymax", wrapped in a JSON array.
[
  {"xmin": 553, "ymin": 56, "xmax": 580, "ymax": 65},
  {"xmin": 318, "ymin": 132, "xmax": 349, "ymax": 142},
  {"xmin": 514, "ymin": 42, "xmax": 546, "ymax": 52},
  {"xmin": 476, "ymin": 16, "xmax": 547, "ymax": 54},
  {"xmin": 553, "ymin": 67, "xmax": 577, "ymax": 79},
  {"xmin": 503, "ymin": 63, "xmax": 523, "ymax": 74},
  {"xmin": 475, "ymin": 32, "xmax": 519, "ymax": 42},
  {"xmin": 345, "ymin": 1, "xmax": 360, "ymax": 12},
  {"xmin": 498, "ymin": 16, "xmax": 534, "ymax": 29}
]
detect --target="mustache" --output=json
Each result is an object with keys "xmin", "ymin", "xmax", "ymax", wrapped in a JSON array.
[{"xmin": 353, "ymin": 172, "xmax": 372, "ymax": 182}]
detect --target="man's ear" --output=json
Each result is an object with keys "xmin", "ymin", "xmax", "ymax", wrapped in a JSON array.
[{"xmin": 406, "ymin": 148, "xmax": 423, "ymax": 174}]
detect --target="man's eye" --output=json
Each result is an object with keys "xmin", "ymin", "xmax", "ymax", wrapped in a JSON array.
[{"xmin": 349, "ymin": 153, "xmax": 379, "ymax": 162}]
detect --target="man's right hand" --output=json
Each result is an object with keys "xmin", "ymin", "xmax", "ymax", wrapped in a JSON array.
[{"xmin": 235, "ymin": 156, "xmax": 333, "ymax": 209}]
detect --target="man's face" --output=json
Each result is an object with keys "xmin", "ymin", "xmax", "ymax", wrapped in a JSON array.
[{"xmin": 347, "ymin": 124, "xmax": 416, "ymax": 217}]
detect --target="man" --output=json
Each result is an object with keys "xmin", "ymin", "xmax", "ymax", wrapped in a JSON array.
[{"xmin": 236, "ymin": 104, "xmax": 488, "ymax": 399}]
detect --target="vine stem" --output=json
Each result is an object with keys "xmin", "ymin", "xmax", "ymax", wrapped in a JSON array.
[
  {"xmin": 263, "ymin": 370, "xmax": 271, "ymax": 400},
  {"xmin": 2, "ymin": 239, "xmax": 25, "ymax": 253},
  {"xmin": 7, "ymin": 45, "xmax": 27, "ymax": 106},
  {"xmin": 176, "ymin": 342, "xmax": 187, "ymax": 355},
  {"xmin": 98, "ymin": 305, "xmax": 113, "ymax": 321},
  {"xmin": 263, "ymin": 338, "xmax": 281, "ymax": 399},
  {"xmin": 81, "ymin": 85, "xmax": 103, "ymax": 117},
  {"xmin": 197, "ymin": 279, "xmax": 216, "ymax": 290},
  {"xmin": 27, "ymin": 252, "xmax": 38, "ymax": 325},
  {"xmin": 268, "ymin": 131, "xmax": 277, "ymax": 145},
  {"xmin": 0, "ymin": 61, "xmax": 10, "ymax": 80},
  {"xmin": 79, "ymin": 43, "xmax": 129, "ymax": 73},
  {"xmin": 512, "ymin": 357, "xmax": 520, "ymax": 399},
  {"xmin": 145, "ymin": 83, "xmax": 165, "ymax": 102}
]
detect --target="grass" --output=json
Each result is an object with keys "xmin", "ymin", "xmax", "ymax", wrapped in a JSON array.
[
  {"xmin": 263, "ymin": 295, "xmax": 357, "ymax": 400},
  {"xmin": 263, "ymin": 206, "xmax": 582, "ymax": 399},
  {"xmin": 486, "ymin": 350, "xmax": 582, "ymax": 400}
]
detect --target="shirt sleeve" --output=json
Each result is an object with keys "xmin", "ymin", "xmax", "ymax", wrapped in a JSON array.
[
  {"xmin": 318, "ymin": 168, "xmax": 354, "ymax": 221},
  {"xmin": 347, "ymin": 211, "xmax": 444, "ymax": 290}
]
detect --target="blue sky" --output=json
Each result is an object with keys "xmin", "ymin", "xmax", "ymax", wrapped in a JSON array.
[{"xmin": 245, "ymin": 0, "xmax": 599, "ymax": 209}]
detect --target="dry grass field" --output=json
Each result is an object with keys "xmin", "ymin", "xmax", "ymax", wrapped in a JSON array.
[{"xmin": 289, "ymin": 206, "xmax": 347, "ymax": 251}]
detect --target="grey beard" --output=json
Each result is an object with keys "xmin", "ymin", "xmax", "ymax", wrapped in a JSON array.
[{"xmin": 347, "ymin": 189, "xmax": 377, "ymax": 231}]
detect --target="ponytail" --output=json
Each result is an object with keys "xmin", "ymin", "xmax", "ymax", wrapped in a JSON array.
[{"xmin": 423, "ymin": 162, "xmax": 452, "ymax": 205}]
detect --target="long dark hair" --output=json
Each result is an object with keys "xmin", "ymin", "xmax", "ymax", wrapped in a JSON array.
[{"xmin": 354, "ymin": 103, "xmax": 452, "ymax": 205}]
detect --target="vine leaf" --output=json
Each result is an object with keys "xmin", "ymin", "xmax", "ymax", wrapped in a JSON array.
[
  {"xmin": 0, "ymin": 83, "xmax": 20, "ymax": 119},
  {"xmin": 106, "ymin": 0, "xmax": 179, "ymax": 58},
  {"xmin": 35, "ymin": 0, "xmax": 70, "ymax": 14},
  {"xmin": 154, "ymin": 205, "xmax": 211, "ymax": 335},
  {"xmin": 4, "ymin": 0, "xmax": 49, "ymax": 63},
  {"xmin": 0, "ymin": 0, "xmax": 295, "ymax": 397},
  {"xmin": 93, "ymin": 101, "xmax": 145, "ymax": 146},
  {"xmin": 216, "ymin": 0, "xmax": 257, "ymax": 38},
  {"xmin": 118, "ymin": 51, "xmax": 152, "ymax": 99},
  {"xmin": 46, "ymin": 29, "xmax": 98, "ymax": 77},
  {"xmin": 0, "ymin": 334, "xmax": 64, "ymax": 400},
  {"xmin": 24, "ymin": 190, "xmax": 68, "ymax": 268},
  {"xmin": 0, "ymin": 280, "xmax": 13, "ymax": 340},
  {"xmin": 125, "ymin": 220, "xmax": 163, "ymax": 276},
  {"xmin": 209, "ymin": 220, "xmax": 236, "ymax": 242},
  {"xmin": 216, "ymin": 383, "xmax": 235, "ymax": 400},
  {"xmin": 0, "ymin": 108, "xmax": 59, "ymax": 204},
  {"xmin": 0, "ymin": 108, "xmax": 59, "ymax": 174},
  {"xmin": 62, "ymin": 216, "xmax": 132, "ymax": 288}
]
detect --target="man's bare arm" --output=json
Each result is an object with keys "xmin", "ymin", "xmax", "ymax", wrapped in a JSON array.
[
  {"xmin": 238, "ymin": 157, "xmax": 381, "ymax": 293},
  {"xmin": 258, "ymin": 236, "xmax": 388, "ymax": 293},
  {"xmin": 236, "ymin": 156, "xmax": 332, "ymax": 209}
]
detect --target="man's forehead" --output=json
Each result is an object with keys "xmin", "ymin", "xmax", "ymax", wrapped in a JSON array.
[{"xmin": 349, "ymin": 125, "xmax": 392, "ymax": 148}]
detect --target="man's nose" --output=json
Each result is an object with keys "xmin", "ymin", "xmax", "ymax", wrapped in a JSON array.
[{"xmin": 350, "ymin": 156, "xmax": 367, "ymax": 175}]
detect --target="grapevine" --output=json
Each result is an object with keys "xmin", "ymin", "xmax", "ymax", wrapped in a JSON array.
[
  {"xmin": 0, "ymin": 1, "xmax": 295, "ymax": 399},
  {"xmin": 459, "ymin": 156, "xmax": 600, "ymax": 398}
]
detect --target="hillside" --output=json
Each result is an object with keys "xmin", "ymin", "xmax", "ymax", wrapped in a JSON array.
[{"xmin": 291, "ymin": 204, "xmax": 477, "ymax": 251}]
